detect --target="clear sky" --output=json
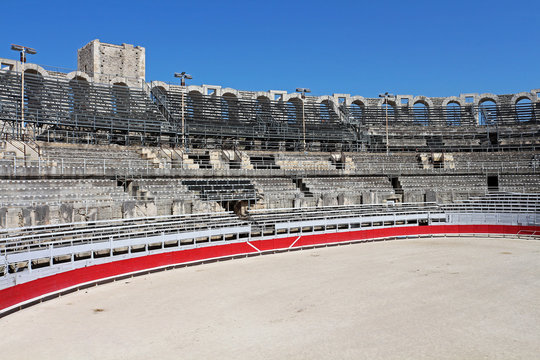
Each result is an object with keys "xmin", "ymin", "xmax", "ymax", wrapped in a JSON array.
[{"xmin": 1, "ymin": 0, "xmax": 538, "ymax": 97}]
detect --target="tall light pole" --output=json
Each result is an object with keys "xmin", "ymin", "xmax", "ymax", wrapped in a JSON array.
[
  {"xmin": 174, "ymin": 72, "xmax": 192, "ymax": 149},
  {"xmin": 379, "ymin": 92, "xmax": 395, "ymax": 155},
  {"xmin": 295, "ymin": 88, "xmax": 311, "ymax": 151},
  {"xmin": 11, "ymin": 44, "xmax": 37, "ymax": 137}
]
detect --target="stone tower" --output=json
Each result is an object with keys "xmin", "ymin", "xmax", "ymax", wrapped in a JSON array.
[{"xmin": 77, "ymin": 39, "xmax": 145, "ymax": 86}]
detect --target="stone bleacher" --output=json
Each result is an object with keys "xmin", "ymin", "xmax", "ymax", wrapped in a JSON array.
[
  {"xmin": 251, "ymin": 177, "xmax": 302, "ymax": 209},
  {"xmin": 275, "ymin": 154, "xmax": 336, "ymax": 171},
  {"xmin": 40, "ymin": 142, "xmax": 153, "ymax": 168},
  {"xmin": 0, "ymin": 178, "xmax": 134, "ymax": 228},
  {"xmin": 399, "ymin": 175, "xmax": 488, "ymax": 203},
  {"xmin": 302, "ymin": 176, "xmax": 396, "ymax": 205},
  {"xmin": 499, "ymin": 175, "xmax": 540, "ymax": 193}
]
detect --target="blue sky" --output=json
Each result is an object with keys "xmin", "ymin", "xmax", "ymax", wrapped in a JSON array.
[{"xmin": 1, "ymin": 0, "xmax": 538, "ymax": 97}]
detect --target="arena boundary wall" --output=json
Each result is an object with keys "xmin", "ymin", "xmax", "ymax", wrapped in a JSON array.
[{"xmin": 1, "ymin": 223, "xmax": 538, "ymax": 317}]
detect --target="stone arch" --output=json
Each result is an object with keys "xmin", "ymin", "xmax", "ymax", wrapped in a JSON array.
[
  {"xmin": 514, "ymin": 93, "xmax": 533, "ymax": 123},
  {"xmin": 283, "ymin": 93, "xmax": 303, "ymax": 103},
  {"xmin": 412, "ymin": 98, "xmax": 430, "ymax": 126},
  {"xmin": 151, "ymin": 85, "xmax": 168, "ymax": 97},
  {"xmin": 511, "ymin": 92, "xmax": 533, "ymax": 105},
  {"xmin": 412, "ymin": 96, "xmax": 434, "ymax": 109},
  {"xmin": 286, "ymin": 97, "xmax": 302, "ymax": 125},
  {"xmin": 220, "ymin": 88, "xmax": 240, "ymax": 98},
  {"xmin": 150, "ymin": 84, "xmax": 169, "ymax": 116},
  {"xmin": 187, "ymin": 90, "xmax": 204, "ymax": 121},
  {"xmin": 349, "ymin": 96, "xmax": 367, "ymax": 108},
  {"xmin": 445, "ymin": 101, "xmax": 461, "ymax": 126},
  {"xmin": 377, "ymin": 98, "xmax": 397, "ymax": 108},
  {"xmin": 378, "ymin": 98, "xmax": 397, "ymax": 123},
  {"xmin": 478, "ymin": 93, "xmax": 499, "ymax": 106},
  {"xmin": 185, "ymin": 85, "xmax": 203, "ymax": 94},
  {"xmin": 319, "ymin": 99, "xmax": 333, "ymax": 123},
  {"xmin": 478, "ymin": 97, "xmax": 497, "ymax": 125},
  {"xmin": 255, "ymin": 95, "xmax": 271, "ymax": 120},
  {"xmin": 23, "ymin": 63, "xmax": 48, "ymax": 78},
  {"xmin": 441, "ymin": 96, "xmax": 465, "ymax": 107},
  {"xmin": 222, "ymin": 92, "xmax": 239, "ymax": 123},
  {"xmin": 69, "ymin": 75, "xmax": 90, "ymax": 113},
  {"xmin": 149, "ymin": 81, "xmax": 169, "ymax": 91},
  {"xmin": 349, "ymin": 100, "xmax": 365, "ymax": 123},
  {"xmin": 23, "ymin": 69, "xmax": 45, "ymax": 117},
  {"xmin": 66, "ymin": 71, "xmax": 91, "ymax": 82}
]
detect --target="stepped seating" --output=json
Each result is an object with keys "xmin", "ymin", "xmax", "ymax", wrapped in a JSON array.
[
  {"xmin": 452, "ymin": 152, "xmax": 536, "ymax": 171},
  {"xmin": 40, "ymin": 143, "xmax": 151, "ymax": 168},
  {"xmin": 132, "ymin": 179, "xmax": 194, "ymax": 200},
  {"xmin": 187, "ymin": 153, "xmax": 212, "ymax": 169},
  {"xmin": 499, "ymin": 175, "xmax": 540, "ymax": 193},
  {"xmin": 0, "ymin": 179, "xmax": 131, "ymax": 205},
  {"xmin": 251, "ymin": 178, "xmax": 301, "ymax": 197},
  {"xmin": 249, "ymin": 155, "xmax": 280, "ymax": 169},
  {"xmin": 399, "ymin": 175, "xmax": 487, "ymax": 191},
  {"xmin": 182, "ymin": 179, "xmax": 257, "ymax": 201},
  {"xmin": 445, "ymin": 192, "xmax": 540, "ymax": 213},
  {"xmin": 302, "ymin": 177, "xmax": 394, "ymax": 195},
  {"xmin": 275, "ymin": 154, "xmax": 336, "ymax": 171},
  {"xmin": 350, "ymin": 153, "xmax": 420, "ymax": 171}
]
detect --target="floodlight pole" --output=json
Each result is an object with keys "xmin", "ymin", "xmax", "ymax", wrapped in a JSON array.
[
  {"xmin": 11, "ymin": 45, "xmax": 37, "ymax": 138},
  {"xmin": 379, "ymin": 92, "xmax": 395, "ymax": 155},
  {"xmin": 296, "ymin": 88, "xmax": 311, "ymax": 151},
  {"xmin": 174, "ymin": 72, "xmax": 192, "ymax": 149}
]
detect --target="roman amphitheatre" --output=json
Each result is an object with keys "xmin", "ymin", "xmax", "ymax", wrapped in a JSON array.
[{"xmin": 0, "ymin": 40, "xmax": 538, "ymax": 358}]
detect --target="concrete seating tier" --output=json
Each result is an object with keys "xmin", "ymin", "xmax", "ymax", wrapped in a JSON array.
[
  {"xmin": 452, "ymin": 152, "xmax": 536, "ymax": 171},
  {"xmin": 399, "ymin": 175, "xmax": 487, "ymax": 191},
  {"xmin": 0, "ymin": 179, "xmax": 130, "ymax": 205},
  {"xmin": 40, "ymin": 143, "xmax": 150, "ymax": 168},
  {"xmin": 251, "ymin": 178, "xmax": 301, "ymax": 197},
  {"xmin": 132, "ymin": 179, "xmax": 194, "ymax": 200},
  {"xmin": 350, "ymin": 153, "xmax": 420, "ymax": 170},
  {"xmin": 275, "ymin": 154, "xmax": 336, "ymax": 171},
  {"xmin": 303, "ymin": 177, "xmax": 394, "ymax": 194},
  {"xmin": 249, "ymin": 156, "xmax": 279, "ymax": 169},
  {"xmin": 499, "ymin": 175, "xmax": 540, "ymax": 193},
  {"xmin": 182, "ymin": 179, "xmax": 257, "ymax": 202}
]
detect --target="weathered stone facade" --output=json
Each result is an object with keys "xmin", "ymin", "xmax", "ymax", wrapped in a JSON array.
[{"xmin": 77, "ymin": 39, "xmax": 145, "ymax": 87}]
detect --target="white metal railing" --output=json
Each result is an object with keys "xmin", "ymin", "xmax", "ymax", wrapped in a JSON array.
[{"xmin": 0, "ymin": 202, "xmax": 476, "ymax": 254}]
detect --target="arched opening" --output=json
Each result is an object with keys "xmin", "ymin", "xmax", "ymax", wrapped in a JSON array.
[
  {"xmin": 319, "ymin": 101, "xmax": 332, "ymax": 123},
  {"xmin": 446, "ymin": 102, "xmax": 461, "ymax": 126},
  {"xmin": 112, "ymin": 82, "xmax": 130, "ymax": 116},
  {"xmin": 287, "ymin": 98, "xmax": 302, "ymax": 125},
  {"xmin": 221, "ymin": 93, "xmax": 239, "ymax": 123},
  {"xmin": 413, "ymin": 101, "xmax": 429, "ymax": 125},
  {"xmin": 69, "ymin": 76, "xmax": 90, "ymax": 114},
  {"xmin": 350, "ymin": 101, "xmax": 364, "ymax": 123},
  {"xmin": 151, "ymin": 86, "xmax": 168, "ymax": 111},
  {"xmin": 479, "ymin": 99, "xmax": 497, "ymax": 125},
  {"xmin": 187, "ymin": 90, "xmax": 203, "ymax": 121},
  {"xmin": 23, "ymin": 69, "xmax": 44, "ymax": 119},
  {"xmin": 380, "ymin": 102, "xmax": 396, "ymax": 124},
  {"xmin": 516, "ymin": 97, "xmax": 533, "ymax": 122},
  {"xmin": 255, "ymin": 96, "xmax": 271, "ymax": 122}
]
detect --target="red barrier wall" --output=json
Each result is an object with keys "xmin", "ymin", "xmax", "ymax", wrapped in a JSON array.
[{"xmin": 1, "ymin": 224, "xmax": 538, "ymax": 313}]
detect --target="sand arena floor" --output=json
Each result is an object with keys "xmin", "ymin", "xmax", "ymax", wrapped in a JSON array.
[{"xmin": 1, "ymin": 236, "xmax": 540, "ymax": 360}]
